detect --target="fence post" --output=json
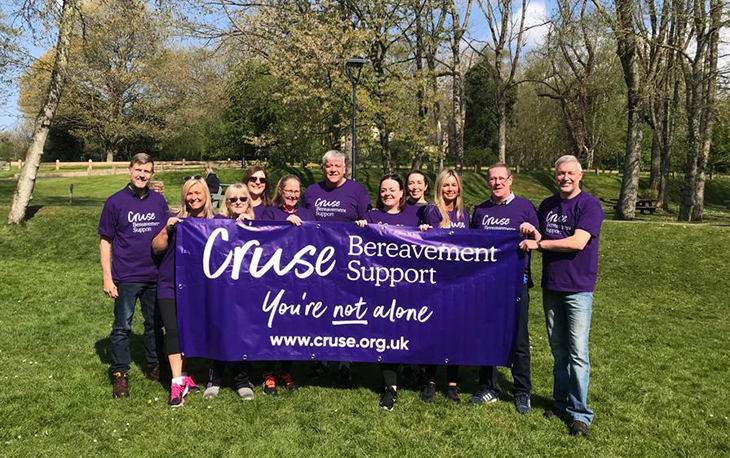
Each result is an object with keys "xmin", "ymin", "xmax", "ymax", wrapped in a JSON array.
[
  {"xmin": 55, "ymin": 159, "xmax": 60, "ymax": 171},
  {"xmin": 87, "ymin": 159, "xmax": 93, "ymax": 172}
]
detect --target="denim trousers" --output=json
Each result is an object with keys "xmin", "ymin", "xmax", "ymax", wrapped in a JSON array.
[
  {"xmin": 109, "ymin": 282, "xmax": 163, "ymax": 374},
  {"xmin": 543, "ymin": 290, "xmax": 594, "ymax": 425}
]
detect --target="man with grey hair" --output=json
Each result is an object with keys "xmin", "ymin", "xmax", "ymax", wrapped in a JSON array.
[{"xmin": 520, "ymin": 155, "xmax": 603, "ymax": 438}]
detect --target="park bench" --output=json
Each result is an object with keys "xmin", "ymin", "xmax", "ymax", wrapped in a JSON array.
[
  {"xmin": 603, "ymin": 198, "xmax": 657, "ymax": 215},
  {"xmin": 211, "ymin": 183, "xmax": 233, "ymax": 209}
]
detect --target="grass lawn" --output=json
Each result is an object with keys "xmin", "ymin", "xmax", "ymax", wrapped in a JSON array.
[{"xmin": 0, "ymin": 167, "xmax": 728, "ymax": 457}]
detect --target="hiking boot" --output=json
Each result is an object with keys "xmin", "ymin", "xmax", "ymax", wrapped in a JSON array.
[
  {"xmin": 338, "ymin": 365, "xmax": 352, "ymax": 388},
  {"xmin": 146, "ymin": 364, "xmax": 160, "ymax": 382},
  {"xmin": 308, "ymin": 361, "xmax": 329, "ymax": 379},
  {"xmin": 168, "ymin": 383, "xmax": 185, "ymax": 408},
  {"xmin": 379, "ymin": 386, "xmax": 398, "ymax": 411},
  {"xmin": 111, "ymin": 372, "xmax": 129, "ymax": 398},
  {"xmin": 570, "ymin": 420, "xmax": 589, "ymax": 438},
  {"xmin": 514, "ymin": 392, "xmax": 531, "ymax": 414},
  {"xmin": 470, "ymin": 387, "xmax": 498, "ymax": 405},
  {"xmin": 237, "ymin": 386, "xmax": 254, "ymax": 400},
  {"xmin": 203, "ymin": 385, "xmax": 220, "ymax": 399},
  {"xmin": 446, "ymin": 385, "xmax": 461, "ymax": 404},
  {"xmin": 421, "ymin": 381, "xmax": 436, "ymax": 403},
  {"xmin": 280, "ymin": 373, "xmax": 298, "ymax": 392},
  {"xmin": 182, "ymin": 375, "xmax": 199, "ymax": 396},
  {"xmin": 263, "ymin": 373, "xmax": 278, "ymax": 395}
]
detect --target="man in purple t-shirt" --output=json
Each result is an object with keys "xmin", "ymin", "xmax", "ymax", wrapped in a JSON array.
[
  {"xmin": 98, "ymin": 153, "xmax": 168, "ymax": 398},
  {"xmin": 520, "ymin": 155, "xmax": 604, "ymax": 438},
  {"xmin": 469, "ymin": 163, "xmax": 538, "ymax": 414}
]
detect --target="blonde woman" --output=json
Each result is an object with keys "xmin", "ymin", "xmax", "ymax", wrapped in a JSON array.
[
  {"xmin": 217, "ymin": 183, "xmax": 254, "ymax": 221},
  {"xmin": 152, "ymin": 177, "xmax": 214, "ymax": 407},
  {"xmin": 420, "ymin": 169, "xmax": 470, "ymax": 404}
]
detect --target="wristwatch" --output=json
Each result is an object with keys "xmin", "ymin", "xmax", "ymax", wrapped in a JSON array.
[{"xmin": 537, "ymin": 239, "xmax": 543, "ymax": 251}]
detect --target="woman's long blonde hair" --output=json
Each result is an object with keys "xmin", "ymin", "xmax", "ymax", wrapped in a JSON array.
[
  {"xmin": 175, "ymin": 177, "xmax": 214, "ymax": 218},
  {"xmin": 219, "ymin": 183, "xmax": 255, "ymax": 220},
  {"xmin": 434, "ymin": 169, "xmax": 464, "ymax": 228}
]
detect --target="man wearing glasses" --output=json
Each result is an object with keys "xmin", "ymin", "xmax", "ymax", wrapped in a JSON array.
[{"xmin": 469, "ymin": 162, "xmax": 538, "ymax": 414}]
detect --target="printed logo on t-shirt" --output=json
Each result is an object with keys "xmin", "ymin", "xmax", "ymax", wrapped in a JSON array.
[
  {"xmin": 314, "ymin": 198, "xmax": 347, "ymax": 218},
  {"xmin": 545, "ymin": 210, "xmax": 571, "ymax": 235},
  {"xmin": 450, "ymin": 221, "xmax": 466, "ymax": 229},
  {"xmin": 480, "ymin": 214, "xmax": 514, "ymax": 231},
  {"xmin": 128, "ymin": 211, "xmax": 162, "ymax": 234}
]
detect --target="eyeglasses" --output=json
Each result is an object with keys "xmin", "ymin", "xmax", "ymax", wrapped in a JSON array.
[
  {"xmin": 282, "ymin": 189, "xmax": 300, "ymax": 195},
  {"xmin": 227, "ymin": 196, "xmax": 248, "ymax": 203},
  {"xmin": 248, "ymin": 176, "xmax": 267, "ymax": 184},
  {"xmin": 488, "ymin": 176, "xmax": 511, "ymax": 183},
  {"xmin": 183, "ymin": 175, "xmax": 202, "ymax": 182}
]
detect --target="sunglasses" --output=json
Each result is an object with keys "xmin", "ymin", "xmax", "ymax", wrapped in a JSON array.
[
  {"xmin": 248, "ymin": 176, "xmax": 267, "ymax": 184},
  {"xmin": 183, "ymin": 175, "xmax": 202, "ymax": 182},
  {"xmin": 228, "ymin": 196, "xmax": 248, "ymax": 203}
]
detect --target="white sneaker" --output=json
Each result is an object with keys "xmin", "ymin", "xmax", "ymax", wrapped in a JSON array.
[
  {"xmin": 203, "ymin": 385, "xmax": 220, "ymax": 399},
  {"xmin": 237, "ymin": 386, "xmax": 254, "ymax": 400}
]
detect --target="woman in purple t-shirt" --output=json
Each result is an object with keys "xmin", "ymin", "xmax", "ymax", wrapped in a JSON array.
[
  {"xmin": 405, "ymin": 169, "xmax": 430, "ymax": 223},
  {"xmin": 217, "ymin": 183, "xmax": 254, "ymax": 221},
  {"xmin": 152, "ymin": 177, "xmax": 215, "ymax": 407},
  {"xmin": 420, "ymin": 169, "xmax": 470, "ymax": 404},
  {"xmin": 243, "ymin": 165, "xmax": 272, "ymax": 219}
]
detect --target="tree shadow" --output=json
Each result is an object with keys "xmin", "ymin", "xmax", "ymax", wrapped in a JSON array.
[
  {"xmin": 533, "ymin": 172, "xmax": 559, "ymax": 195},
  {"xmin": 24, "ymin": 205, "xmax": 44, "ymax": 221}
]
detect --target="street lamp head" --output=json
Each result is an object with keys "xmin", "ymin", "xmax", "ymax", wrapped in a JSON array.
[{"xmin": 346, "ymin": 57, "xmax": 367, "ymax": 84}]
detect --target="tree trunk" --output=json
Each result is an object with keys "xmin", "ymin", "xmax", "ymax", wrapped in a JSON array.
[
  {"xmin": 497, "ymin": 94, "xmax": 507, "ymax": 163},
  {"xmin": 106, "ymin": 150, "xmax": 114, "ymax": 162},
  {"xmin": 380, "ymin": 128, "xmax": 392, "ymax": 174},
  {"xmin": 7, "ymin": 0, "xmax": 76, "ymax": 225},
  {"xmin": 649, "ymin": 128, "xmax": 662, "ymax": 192},
  {"xmin": 452, "ymin": 70, "xmax": 465, "ymax": 173}
]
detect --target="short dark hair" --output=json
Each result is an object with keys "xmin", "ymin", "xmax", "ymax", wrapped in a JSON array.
[
  {"xmin": 376, "ymin": 173, "xmax": 406, "ymax": 212},
  {"xmin": 130, "ymin": 153, "xmax": 153, "ymax": 170}
]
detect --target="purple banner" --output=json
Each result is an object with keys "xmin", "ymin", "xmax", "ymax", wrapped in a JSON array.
[{"xmin": 175, "ymin": 219, "xmax": 524, "ymax": 366}]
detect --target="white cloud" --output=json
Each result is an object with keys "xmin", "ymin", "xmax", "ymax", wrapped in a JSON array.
[{"xmin": 515, "ymin": 1, "xmax": 549, "ymax": 49}]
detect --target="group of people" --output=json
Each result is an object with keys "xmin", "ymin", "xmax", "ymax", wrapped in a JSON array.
[{"xmin": 99, "ymin": 150, "xmax": 602, "ymax": 438}]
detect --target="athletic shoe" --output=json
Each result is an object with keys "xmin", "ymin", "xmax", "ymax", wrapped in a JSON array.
[
  {"xmin": 379, "ymin": 386, "xmax": 398, "ymax": 411},
  {"xmin": 570, "ymin": 420, "xmax": 589, "ymax": 438},
  {"xmin": 308, "ymin": 361, "xmax": 329, "ymax": 379},
  {"xmin": 237, "ymin": 386, "xmax": 254, "ymax": 400},
  {"xmin": 470, "ymin": 387, "xmax": 498, "ymax": 405},
  {"xmin": 203, "ymin": 385, "xmax": 220, "ymax": 399},
  {"xmin": 514, "ymin": 392, "xmax": 531, "ymax": 414},
  {"xmin": 280, "ymin": 373, "xmax": 298, "ymax": 392},
  {"xmin": 263, "ymin": 374, "xmax": 278, "ymax": 395},
  {"xmin": 446, "ymin": 385, "xmax": 461, "ymax": 404},
  {"xmin": 168, "ymin": 383, "xmax": 185, "ymax": 407},
  {"xmin": 338, "ymin": 365, "xmax": 352, "ymax": 388},
  {"xmin": 182, "ymin": 375, "xmax": 199, "ymax": 396},
  {"xmin": 421, "ymin": 381, "xmax": 436, "ymax": 403},
  {"xmin": 111, "ymin": 372, "xmax": 129, "ymax": 398}
]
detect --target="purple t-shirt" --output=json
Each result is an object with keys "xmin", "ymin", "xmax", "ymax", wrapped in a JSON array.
[
  {"xmin": 471, "ymin": 195, "xmax": 538, "ymax": 274},
  {"xmin": 303, "ymin": 180, "xmax": 371, "ymax": 222},
  {"xmin": 365, "ymin": 209, "xmax": 420, "ymax": 227},
  {"xmin": 261, "ymin": 205, "xmax": 316, "ymax": 222},
  {"xmin": 423, "ymin": 204, "xmax": 470, "ymax": 229},
  {"xmin": 538, "ymin": 191, "xmax": 604, "ymax": 292},
  {"xmin": 252, "ymin": 204, "xmax": 268, "ymax": 220},
  {"xmin": 98, "ymin": 186, "xmax": 168, "ymax": 283},
  {"xmin": 405, "ymin": 202, "xmax": 429, "ymax": 224}
]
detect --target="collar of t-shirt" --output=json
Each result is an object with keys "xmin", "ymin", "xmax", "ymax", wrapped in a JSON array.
[
  {"xmin": 281, "ymin": 204, "xmax": 300, "ymax": 214},
  {"xmin": 491, "ymin": 192, "xmax": 515, "ymax": 206},
  {"xmin": 124, "ymin": 184, "xmax": 150, "ymax": 199}
]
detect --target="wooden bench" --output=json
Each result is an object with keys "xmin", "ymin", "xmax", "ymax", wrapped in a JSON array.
[
  {"xmin": 210, "ymin": 183, "xmax": 233, "ymax": 209},
  {"xmin": 604, "ymin": 198, "xmax": 657, "ymax": 215}
]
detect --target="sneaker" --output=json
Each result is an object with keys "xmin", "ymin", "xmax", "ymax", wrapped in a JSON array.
[
  {"xmin": 263, "ymin": 374, "xmax": 278, "ymax": 395},
  {"xmin": 168, "ymin": 383, "xmax": 185, "ymax": 407},
  {"xmin": 111, "ymin": 372, "xmax": 129, "ymax": 398},
  {"xmin": 146, "ymin": 364, "xmax": 160, "ymax": 382},
  {"xmin": 308, "ymin": 361, "xmax": 329, "ymax": 379},
  {"xmin": 514, "ymin": 392, "xmax": 531, "ymax": 414},
  {"xmin": 379, "ymin": 386, "xmax": 398, "ymax": 411},
  {"xmin": 470, "ymin": 387, "xmax": 498, "ymax": 405},
  {"xmin": 182, "ymin": 375, "xmax": 199, "ymax": 396},
  {"xmin": 421, "ymin": 381, "xmax": 436, "ymax": 403},
  {"xmin": 338, "ymin": 365, "xmax": 352, "ymax": 388},
  {"xmin": 446, "ymin": 385, "xmax": 461, "ymax": 404},
  {"xmin": 203, "ymin": 385, "xmax": 220, "ymax": 399},
  {"xmin": 237, "ymin": 386, "xmax": 254, "ymax": 400},
  {"xmin": 280, "ymin": 373, "xmax": 298, "ymax": 392},
  {"xmin": 570, "ymin": 420, "xmax": 589, "ymax": 438}
]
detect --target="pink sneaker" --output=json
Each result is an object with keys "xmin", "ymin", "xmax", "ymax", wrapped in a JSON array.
[
  {"xmin": 182, "ymin": 375, "xmax": 199, "ymax": 396},
  {"xmin": 168, "ymin": 383, "xmax": 185, "ymax": 408}
]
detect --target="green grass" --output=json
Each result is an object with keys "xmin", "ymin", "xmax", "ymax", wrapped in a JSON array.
[{"xmin": 0, "ymin": 169, "xmax": 728, "ymax": 457}]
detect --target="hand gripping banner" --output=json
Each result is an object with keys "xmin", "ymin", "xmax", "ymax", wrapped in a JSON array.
[{"xmin": 175, "ymin": 219, "xmax": 524, "ymax": 366}]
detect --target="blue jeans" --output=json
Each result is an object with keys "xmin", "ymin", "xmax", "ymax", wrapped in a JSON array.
[
  {"xmin": 109, "ymin": 282, "xmax": 162, "ymax": 374},
  {"xmin": 543, "ymin": 290, "xmax": 594, "ymax": 425}
]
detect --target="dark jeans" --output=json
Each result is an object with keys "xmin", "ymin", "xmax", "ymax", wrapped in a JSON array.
[
  {"xmin": 479, "ymin": 284, "xmax": 531, "ymax": 394},
  {"xmin": 264, "ymin": 360, "xmax": 293, "ymax": 375},
  {"xmin": 109, "ymin": 282, "xmax": 163, "ymax": 374},
  {"xmin": 424, "ymin": 365, "xmax": 459, "ymax": 384},
  {"xmin": 209, "ymin": 360, "xmax": 252, "ymax": 389}
]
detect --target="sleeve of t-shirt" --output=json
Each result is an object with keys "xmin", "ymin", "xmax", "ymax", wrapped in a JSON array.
[
  {"xmin": 97, "ymin": 199, "xmax": 118, "ymax": 240},
  {"xmin": 260, "ymin": 207, "xmax": 274, "ymax": 221},
  {"xmin": 537, "ymin": 200, "xmax": 549, "ymax": 234},
  {"xmin": 423, "ymin": 205, "xmax": 441, "ymax": 227},
  {"xmin": 576, "ymin": 197, "xmax": 604, "ymax": 238},
  {"xmin": 302, "ymin": 186, "xmax": 313, "ymax": 210},
  {"xmin": 526, "ymin": 201, "xmax": 539, "ymax": 229},
  {"xmin": 365, "ymin": 210, "xmax": 376, "ymax": 224},
  {"xmin": 469, "ymin": 208, "xmax": 479, "ymax": 228},
  {"xmin": 357, "ymin": 185, "xmax": 371, "ymax": 219}
]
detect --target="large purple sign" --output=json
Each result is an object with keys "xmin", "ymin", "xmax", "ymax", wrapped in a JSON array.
[{"xmin": 175, "ymin": 219, "xmax": 524, "ymax": 366}]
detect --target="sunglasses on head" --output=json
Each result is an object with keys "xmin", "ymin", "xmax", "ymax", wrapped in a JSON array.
[
  {"xmin": 227, "ymin": 196, "xmax": 248, "ymax": 203},
  {"xmin": 248, "ymin": 176, "xmax": 267, "ymax": 184},
  {"xmin": 183, "ymin": 175, "xmax": 202, "ymax": 182}
]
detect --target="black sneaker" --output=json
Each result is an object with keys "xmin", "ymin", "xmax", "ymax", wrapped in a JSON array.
[
  {"xmin": 570, "ymin": 420, "xmax": 589, "ymax": 438},
  {"xmin": 308, "ymin": 361, "xmax": 329, "ymax": 379},
  {"xmin": 338, "ymin": 365, "xmax": 352, "ymax": 388},
  {"xmin": 446, "ymin": 385, "xmax": 461, "ymax": 404},
  {"xmin": 514, "ymin": 392, "xmax": 531, "ymax": 414},
  {"xmin": 421, "ymin": 381, "xmax": 436, "ymax": 402},
  {"xmin": 379, "ymin": 386, "xmax": 397, "ymax": 411}
]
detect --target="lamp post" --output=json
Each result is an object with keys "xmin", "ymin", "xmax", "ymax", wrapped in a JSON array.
[
  {"xmin": 241, "ymin": 100, "xmax": 246, "ymax": 169},
  {"xmin": 346, "ymin": 57, "xmax": 366, "ymax": 180}
]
